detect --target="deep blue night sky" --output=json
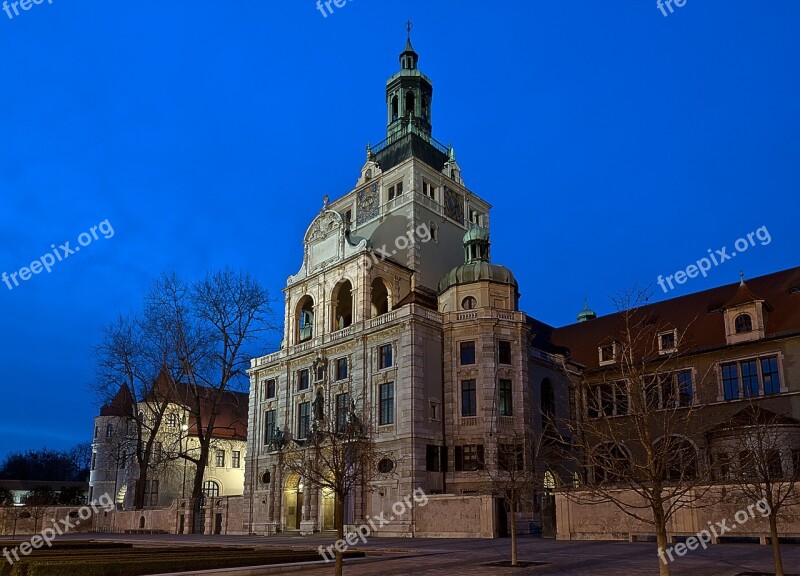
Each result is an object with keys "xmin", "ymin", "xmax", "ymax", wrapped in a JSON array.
[{"xmin": 1, "ymin": 1, "xmax": 798, "ymax": 458}]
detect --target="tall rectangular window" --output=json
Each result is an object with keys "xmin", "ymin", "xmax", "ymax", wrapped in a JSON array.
[
  {"xmin": 265, "ymin": 379, "xmax": 276, "ymax": 399},
  {"xmin": 741, "ymin": 360, "xmax": 759, "ymax": 397},
  {"xmin": 455, "ymin": 444, "xmax": 484, "ymax": 471},
  {"xmin": 499, "ymin": 379, "xmax": 513, "ymax": 416},
  {"xmin": 232, "ymin": 451, "xmax": 241, "ymax": 468},
  {"xmin": 379, "ymin": 383, "xmax": 395, "ymax": 425},
  {"xmin": 336, "ymin": 392, "xmax": 350, "ymax": 433},
  {"xmin": 460, "ymin": 341, "xmax": 476, "ymax": 365},
  {"xmin": 761, "ymin": 357, "xmax": 780, "ymax": 395},
  {"xmin": 264, "ymin": 410, "xmax": 276, "ymax": 445},
  {"xmin": 298, "ymin": 369, "xmax": 310, "ymax": 391},
  {"xmin": 215, "ymin": 450, "xmax": 225, "ymax": 467},
  {"xmin": 461, "ymin": 379, "xmax": 477, "ymax": 417},
  {"xmin": 498, "ymin": 341, "xmax": 511, "ymax": 365},
  {"xmin": 336, "ymin": 357, "xmax": 348, "ymax": 381},
  {"xmin": 298, "ymin": 402, "xmax": 310, "ymax": 439},
  {"xmin": 379, "ymin": 344, "xmax": 393, "ymax": 369},
  {"xmin": 722, "ymin": 363, "xmax": 739, "ymax": 400},
  {"xmin": 422, "ymin": 180, "xmax": 434, "ymax": 199},
  {"xmin": 677, "ymin": 370, "xmax": 693, "ymax": 406}
]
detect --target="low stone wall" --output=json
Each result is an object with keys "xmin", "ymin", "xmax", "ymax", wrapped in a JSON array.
[
  {"xmin": 94, "ymin": 496, "xmax": 246, "ymax": 535},
  {"xmin": 0, "ymin": 505, "xmax": 100, "ymax": 536},
  {"xmin": 556, "ymin": 484, "xmax": 800, "ymax": 542},
  {"xmin": 413, "ymin": 494, "xmax": 497, "ymax": 538}
]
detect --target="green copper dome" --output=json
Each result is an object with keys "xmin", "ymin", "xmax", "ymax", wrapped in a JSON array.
[
  {"xmin": 463, "ymin": 224, "xmax": 489, "ymax": 244},
  {"xmin": 438, "ymin": 224, "xmax": 518, "ymax": 294},
  {"xmin": 438, "ymin": 261, "xmax": 518, "ymax": 294},
  {"xmin": 577, "ymin": 298, "xmax": 597, "ymax": 322}
]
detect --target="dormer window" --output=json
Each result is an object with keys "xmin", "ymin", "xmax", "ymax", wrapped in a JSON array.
[
  {"xmin": 658, "ymin": 330, "xmax": 677, "ymax": 354},
  {"xmin": 735, "ymin": 313, "xmax": 753, "ymax": 334},
  {"xmin": 599, "ymin": 343, "xmax": 616, "ymax": 365}
]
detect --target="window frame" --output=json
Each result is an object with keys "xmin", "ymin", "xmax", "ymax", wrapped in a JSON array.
[
  {"xmin": 461, "ymin": 379, "xmax": 477, "ymax": 417},
  {"xmin": 459, "ymin": 341, "xmax": 476, "ymax": 365},
  {"xmin": 378, "ymin": 344, "xmax": 394, "ymax": 370},
  {"xmin": 498, "ymin": 340, "xmax": 512, "ymax": 365},
  {"xmin": 297, "ymin": 401, "xmax": 311, "ymax": 439},
  {"xmin": 379, "ymin": 382, "xmax": 395, "ymax": 426},
  {"xmin": 498, "ymin": 379, "xmax": 513, "ymax": 416},
  {"xmin": 298, "ymin": 369, "xmax": 310, "ymax": 391}
]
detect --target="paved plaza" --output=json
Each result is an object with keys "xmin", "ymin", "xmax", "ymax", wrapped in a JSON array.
[{"xmin": 53, "ymin": 532, "xmax": 800, "ymax": 575}]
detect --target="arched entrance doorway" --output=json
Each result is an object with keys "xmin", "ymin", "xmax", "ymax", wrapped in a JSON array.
[{"xmin": 283, "ymin": 475, "xmax": 304, "ymax": 531}]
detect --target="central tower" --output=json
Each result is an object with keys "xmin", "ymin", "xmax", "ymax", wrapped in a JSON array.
[{"xmin": 385, "ymin": 24, "xmax": 433, "ymax": 141}]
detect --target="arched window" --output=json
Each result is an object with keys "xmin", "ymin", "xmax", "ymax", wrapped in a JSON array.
[
  {"xmin": 391, "ymin": 96, "xmax": 399, "ymax": 121},
  {"xmin": 421, "ymin": 96, "xmax": 429, "ymax": 121},
  {"xmin": 735, "ymin": 313, "xmax": 753, "ymax": 334},
  {"xmin": 655, "ymin": 436, "xmax": 697, "ymax": 481},
  {"xmin": 331, "ymin": 280, "xmax": 353, "ymax": 330},
  {"xmin": 371, "ymin": 278, "xmax": 390, "ymax": 317},
  {"xmin": 202, "ymin": 480, "xmax": 220, "ymax": 498},
  {"xmin": 405, "ymin": 91, "xmax": 415, "ymax": 117},
  {"xmin": 106, "ymin": 423, "xmax": 114, "ymax": 438},
  {"xmin": 593, "ymin": 443, "xmax": 630, "ymax": 484},
  {"xmin": 296, "ymin": 296, "xmax": 315, "ymax": 343}
]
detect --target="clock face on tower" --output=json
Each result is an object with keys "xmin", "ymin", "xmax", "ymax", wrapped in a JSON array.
[{"xmin": 444, "ymin": 187, "xmax": 464, "ymax": 223}]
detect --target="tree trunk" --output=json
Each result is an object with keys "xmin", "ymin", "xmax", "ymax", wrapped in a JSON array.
[
  {"xmin": 769, "ymin": 513, "xmax": 784, "ymax": 576},
  {"xmin": 335, "ymin": 496, "xmax": 344, "ymax": 576},
  {"xmin": 133, "ymin": 471, "xmax": 147, "ymax": 510},
  {"xmin": 190, "ymin": 444, "xmax": 210, "ymax": 500},
  {"xmin": 653, "ymin": 503, "xmax": 670, "ymax": 576},
  {"xmin": 510, "ymin": 501, "xmax": 518, "ymax": 567}
]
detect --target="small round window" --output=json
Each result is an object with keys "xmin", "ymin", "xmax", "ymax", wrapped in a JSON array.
[
  {"xmin": 461, "ymin": 296, "xmax": 477, "ymax": 310},
  {"xmin": 377, "ymin": 458, "xmax": 395, "ymax": 474}
]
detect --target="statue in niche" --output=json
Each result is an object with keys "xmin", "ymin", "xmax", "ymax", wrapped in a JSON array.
[{"xmin": 312, "ymin": 389, "xmax": 325, "ymax": 422}]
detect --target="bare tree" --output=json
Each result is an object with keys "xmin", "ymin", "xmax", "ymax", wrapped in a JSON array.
[
  {"xmin": 24, "ymin": 488, "xmax": 56, "ymax": 533},
  {"xmin": 715, "ymin": 402, "xmax": 800, "ymax": 576},
  {"xmin": 168, "ymin": 269, "xmax": 274, "ymax": 503},
  {"xmin": 480, "ymin": 432, "xmax": 541, "ymax": 567},
  {"xmin": 279, "ymin": 392, "xmax": 385, "ymax": 576},
  {"xmin": 561, "ymin": 289, "xmax": 714, "ymax": 576},
  {"xmin": 95, "ymin": 286, "xmax": 186, "ymax": 509}
]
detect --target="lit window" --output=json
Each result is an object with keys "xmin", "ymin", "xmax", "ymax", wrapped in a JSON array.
[
  {"xmin": 202, "ymin": 480, "xmax": 219, "ymax": 498},
  {"xmin": 166, "ymin": 413, "xmax": 178, "ymax": 429}
]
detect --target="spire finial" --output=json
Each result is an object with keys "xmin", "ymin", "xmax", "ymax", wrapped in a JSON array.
[
  {"xmin": 406, "ymin": 20, "xmax": 413, "ymax": 40},
  {"xmin": 740, "ymin": 270, "xmax": 745, "ymax": 286}
]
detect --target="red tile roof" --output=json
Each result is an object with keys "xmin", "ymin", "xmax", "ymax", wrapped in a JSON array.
[{"xmin": 548, "ymin": 266, "xmax": 800, "ymax": 371}]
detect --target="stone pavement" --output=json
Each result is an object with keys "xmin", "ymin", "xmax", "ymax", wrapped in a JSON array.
[{"xmin": 56, "ymin": 532, "xmax": 799, "ymax": 575}]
